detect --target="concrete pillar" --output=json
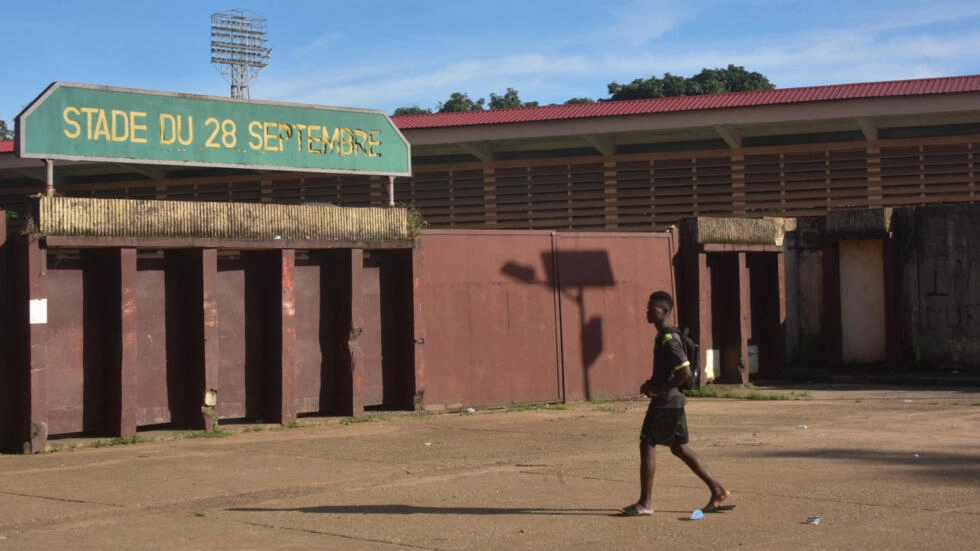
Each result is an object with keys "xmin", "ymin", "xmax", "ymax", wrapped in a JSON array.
[
  {"xmin": 26, "ymin": 235, "xmax": 48, "ymax": 453},
  {"xmin": 774, "ymin": 252, "xmax": 788, "ymax": 371},
  {"xmin": 411, "ymin": 244, "xmax": 427, "ymax": 409},
  {"xmin": 188, "ymin": 249, "xmax": 221, "ymax": 431},
  {"xmin": 883, "ymin": 236, "xmax": 900, "ymax": 370},
  {"xmin": 114, "ymin": 248, "xmax": 138, "ymax": 438},
  {"xmin": 680, "ymin": 248, "xmax": 711, "ymax": 387},
  {"xmin": 736, "ymin": 252, "xmax": 751, "ymax": 384},
  {"xmin": 349, "ymin": 249, "xmax": 365, "ymax": 416},
  {"xmin": 279, "ymin": 249, "xmax": 297, "ymax": 425},
  {"xmin": 823, "ymin": 241, "xmax": 843, "ymax": 367}
]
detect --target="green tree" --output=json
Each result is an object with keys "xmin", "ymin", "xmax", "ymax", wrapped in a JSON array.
[
  {"xmin": 661, "ymin": 73, "xmax": 689, "ymax": 97},
  {"xmin": 437, "ymin": 92, "xmax": 485, "ymax": 113},
  {"xmin": 392, "ymin": 106, "xmax": 432, "ymax": 116},
  {"xmin": 564, "ymin": 97, "xmax": 595, "ymax": 104},
  {"xmin": 488, "ymin": 88, "xmax": 539, "ymax": 109},
  {"xmin": 607, "ymin": 65, "xmax": 774, "ymax": 101},
  {"xmin": 0, "ymin": 120, "xmax": 12, "ymax": 140},
  {"xmin": 607, "ymin": 77, "xmax": 664, "ymax": 100},
  {"xmin": 690, "ymin": 65, "xmax": 774, "ymax": 94}
]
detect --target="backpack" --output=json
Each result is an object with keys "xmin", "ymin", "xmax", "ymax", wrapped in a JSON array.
[{"xmin": 670, "ymin": 327, "xmax": 701, "ymax": 390}]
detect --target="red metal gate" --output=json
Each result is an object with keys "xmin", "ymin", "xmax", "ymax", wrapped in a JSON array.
[{"xmin": 414, "ymin": 230, "xmax": 676, "ymax": 408}]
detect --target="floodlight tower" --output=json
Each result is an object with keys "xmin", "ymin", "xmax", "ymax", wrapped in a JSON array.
[{"xmin": 210, "ymin": 8, "xmax": 271, "ymax": 99}]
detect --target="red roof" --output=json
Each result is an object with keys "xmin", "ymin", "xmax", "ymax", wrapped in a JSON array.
[
  {"xmin": 392, "ymin": 74, "xmax": 980, "ymax": 130},
  {"xmin": 2, "ymin": 75, "xmax": 978, "ymax": 150}
]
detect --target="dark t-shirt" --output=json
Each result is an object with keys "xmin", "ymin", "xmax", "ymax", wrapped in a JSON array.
[{"xmin": 650, "ymin": 328, "xmax": 689, "ymax": 409}]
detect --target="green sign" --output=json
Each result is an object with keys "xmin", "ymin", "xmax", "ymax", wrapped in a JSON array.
[{"xmin": 16, "ymin": 82, "xmax": 411, "ymax": 176}]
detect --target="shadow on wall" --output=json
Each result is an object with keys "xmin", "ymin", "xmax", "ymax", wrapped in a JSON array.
[{"xmin": 501, "ymin": 250, "xmax": 614, "ymax": 400}]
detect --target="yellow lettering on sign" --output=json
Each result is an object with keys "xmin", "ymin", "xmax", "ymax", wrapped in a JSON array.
[
  {"xmin": 159, "ymin": 114, "xmax": 193, "ymax": 146},
  {"xmin": 340, "ymin": 128, "xmax": 354, "ymax": 156},
  {"xmin": 263, "ymin": 122, "xmax": 279, "ymax": 151},
  {"xmin": 324, "ymin": 127, "xmax": 341, "ymax": 154},
  {"xmin": 353, "ymin": 130, "xmax": 369, "ymax": 156},
  {"xmin": 237, "ymin": 119, "xmax": 385, "ymax": 158},
  {"xmin": 130, "ymin": 112, "xmax": 147, "ymax": 143},
  {"xmin": 248, "ymin": 120, "xmax": 263, "ymax": 150},
  {"xmin": 111, "ymin": 110, "xmax": 129, "ymax": 142},
  {"xmin": 63, "ymin": 107, "xmax": 81, "ymax": 139},
  {"xmin": 293, "ymin": 124, "xmax": 307, "ymax": 153},
  {"xmin": 307, "ymin": 125, "xmax": 322, "ymax": 153},
  {"xmin": 62, "ymin": 106, "xmax": 148, "ymax": 143},
  {"xmin": 278, "ymin": 123, "xmax": 292, "ymax": 152},
  {"xmin": 204, "ymin": 118, "xmax": 220, "ymax": 149},
  {"xmin": 80, "ymin": 107, "xmax": 99, "ymax": 139},
  {"xmin": 93, "ymin": 110, "xmax": 111, "ymax": 141},
  {"xmin": 204, "ymin": 118, "xmax": 238, "ymax": 149},
  {"xmin": 367, "ymin": 130, "xmax": 381, "ymax": 157}
]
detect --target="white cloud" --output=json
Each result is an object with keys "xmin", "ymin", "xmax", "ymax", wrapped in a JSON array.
[
  {"xmin": 609, "ymin": 0, "xmax": 691, "ymax": 47},
  {"xmin": 249, "ymin": 0, "xmax": 980, "ymax": 112},
  {"xmin": 292, "ymin": 32, "xmax": 345, "ymax": 56},
  {"xmin": 257, "ymin": 53, "xmax": 600, "ymax": 110}
]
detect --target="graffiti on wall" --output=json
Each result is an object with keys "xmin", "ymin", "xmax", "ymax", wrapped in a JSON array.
[
  {"xmin": 919, "ymin": 254, "xmax": 980, "ymax": 332},
  {"xmin": 910, "ymin": 206, "xmax": 980, "ymax": 368}
]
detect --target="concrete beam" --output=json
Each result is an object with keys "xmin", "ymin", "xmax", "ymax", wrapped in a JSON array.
[
  {"xmin": 458, "ymin": 142, "xmax": 495, "ymax": 162},
  {"xmin": 4, "ymin": 167, "xmax": 45, "ymax": 182},
  {"xmin": 113, "ymin": 163, "xmax": 167, "ymax": 180},
  {"xmin": 583, "ymin": 134, "xmax": 616, "ymax": 156},
  {"xmin": 714, "ymin": 125, "xmax": 743, "ymax": 149},
  {"xmin": 856, "ymin": 117, "xmax": 878, "ymax": 141}
]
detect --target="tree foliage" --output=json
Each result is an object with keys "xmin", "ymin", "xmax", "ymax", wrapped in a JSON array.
[
  {"xmin": 607, "ymin": 65, "xmax": 774, "ymax": 101},
  {"xmin": 437, "ymin": 92, "xmax": 485, "ymax": 113},
  {"xmin": 390, "ymin": 66, "xmax": 773, "ymax": 116},
  {"xmin": 392, "ymin": 106, "xmax": 432, "ymax": 116},
  {"xmin": 0, "ymin": 120, "xmax": 12, "ymax": 141},
  {"xmin": 488, "ymin": 88, "xmax": 539, "ymax": 110}
]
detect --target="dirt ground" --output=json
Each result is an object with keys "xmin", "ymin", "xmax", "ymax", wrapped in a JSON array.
[{"xmin": 1, "ymin": 384, "xmax": 978, "ymax": 550}]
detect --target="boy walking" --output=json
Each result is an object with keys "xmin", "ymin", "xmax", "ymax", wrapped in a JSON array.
[{"xmin": 618, "ymin": 290, "xmax": 730, "ymax": 516}]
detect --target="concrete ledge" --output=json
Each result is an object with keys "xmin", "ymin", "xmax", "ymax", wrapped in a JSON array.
[
  {"xmin": 826, "ymin": 207, "xmax": 893, "ymax": 237},
  {"xmin": 681, "ymin": 216, "xmax": 791, "ymax": 247},
  {"xmin": 34, "ymin": 196, "xmax": 411, "ymax": 241}
]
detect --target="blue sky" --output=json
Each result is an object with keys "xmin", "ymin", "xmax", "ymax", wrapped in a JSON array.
[{"xmin": 4, "ymin": 0, "xmax": 980, "ymax": 123}]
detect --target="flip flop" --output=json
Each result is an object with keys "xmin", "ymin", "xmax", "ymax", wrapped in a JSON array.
[
  {"xmin": 617, "ymin": 504, "xmax": 652, "ymax": 517},
  {"xmin": 703, "ymin": 489, "xmax": 734, "ymax": 513}
]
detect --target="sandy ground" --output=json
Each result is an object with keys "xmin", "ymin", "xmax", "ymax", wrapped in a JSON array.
[{"xmin": 1, "ymin": 384, "xmax": 978, "ymax": 550}]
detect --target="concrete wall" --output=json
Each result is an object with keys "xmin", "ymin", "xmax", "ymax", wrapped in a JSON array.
[
  {"xmin": 782, "ymin": 205, "xmax": 980, "ymax": 374},
  {"xmin": 757, "ymin": 218, "xmax": 826, "ymax": 370},
  {"xmin": 897, "ymin": 204, "xmax": 980, "ymax": 371}
]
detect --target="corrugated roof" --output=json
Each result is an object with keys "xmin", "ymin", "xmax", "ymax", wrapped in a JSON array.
[
  {"xmin": 392, "ymin": 74, "xmax": 980, "ymax": 130},
  {"xmin": 2, "ymin": 75, "xmax": 978, "ymax": 150}
]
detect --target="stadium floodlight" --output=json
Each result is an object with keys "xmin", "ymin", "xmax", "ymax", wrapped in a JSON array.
[{"xmin": 210, "ymin": 8, "xmax": 271, "ymax": 99}]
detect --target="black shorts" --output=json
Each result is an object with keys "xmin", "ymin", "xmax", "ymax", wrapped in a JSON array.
[{"xmin": 639, "ymin": 406, "xmax": 689, "ymax": 446}]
